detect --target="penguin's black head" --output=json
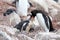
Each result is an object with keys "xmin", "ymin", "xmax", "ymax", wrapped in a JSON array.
[
  {"xmin": 31, "ymin": 10, "xmax": 43, "ymax": 17},
  {"xmin": 3, "ymin": 9, "xmax": 16, "ymax": 16}
]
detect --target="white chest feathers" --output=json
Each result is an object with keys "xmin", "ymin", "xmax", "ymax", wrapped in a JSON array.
[{"xmin": 8, "ymin": 12, "xmax": 21, "ymax": 26}]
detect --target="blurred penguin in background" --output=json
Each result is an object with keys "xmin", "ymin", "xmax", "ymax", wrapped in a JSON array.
[
  {"xmin": 3, "ymin": 9, "xmax": 21, "ymax": 26},
  {"xmin": 15, "ymin": 0, "xmax": 30, "ymax": 21}
]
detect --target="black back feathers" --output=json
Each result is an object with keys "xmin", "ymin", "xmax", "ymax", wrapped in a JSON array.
[
  {"xmin": 48, "ymin": 16, "xmax": 55, "ymax": 31},
  {"xmin": 14, "ymin": 20, "xmax": 29, "ymax": 31}
]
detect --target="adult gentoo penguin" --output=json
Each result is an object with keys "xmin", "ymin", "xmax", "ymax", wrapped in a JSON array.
[{"xmin": 31, "ymin": 10, "xmax": 55, "ymax": 32}]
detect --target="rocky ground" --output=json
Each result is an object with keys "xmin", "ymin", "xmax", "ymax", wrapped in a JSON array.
[
  {"xmin": 0, "ymin": 13, "xmax": 60, "ymax": 40},
  {"xmin": 0, "ymin": 23, "xmax": 60, "ymax": 40},
  {"xmin": 0, "ymin": 0, "xmax": 60, "ymax": 40}
]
